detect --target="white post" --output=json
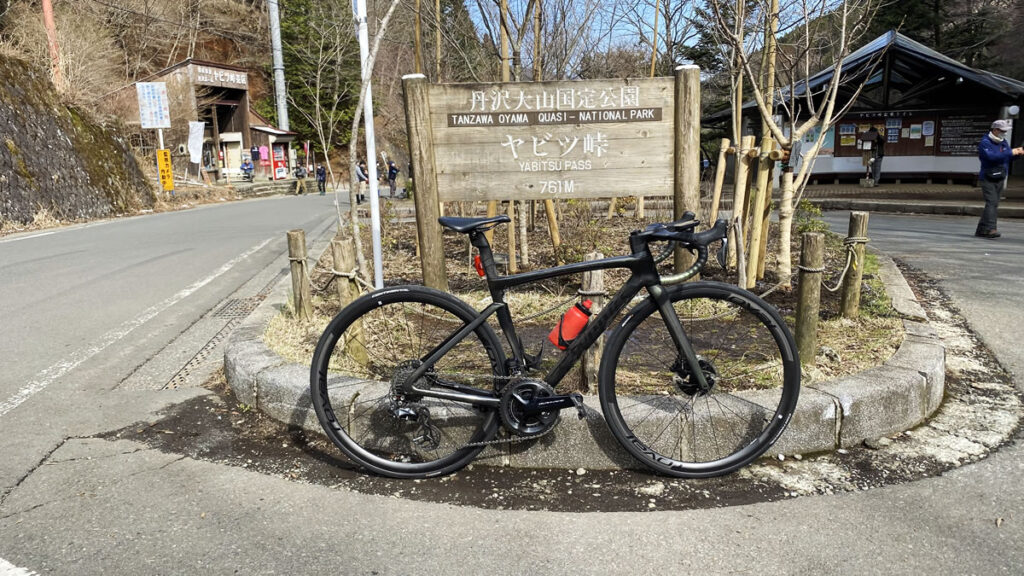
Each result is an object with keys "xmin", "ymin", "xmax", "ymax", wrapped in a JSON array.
[
  {"xmin": 157, "ymin": 128, "xmax": 164, "ymax": 150},
  {"xmin": 355, "ymin": 0, "xmax": 384, "ymax": 289}
]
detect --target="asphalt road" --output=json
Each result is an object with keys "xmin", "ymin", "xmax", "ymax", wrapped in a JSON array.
[{"xmin": 0, "ymin": 204, "xmax": 1021, "ymax": 574}]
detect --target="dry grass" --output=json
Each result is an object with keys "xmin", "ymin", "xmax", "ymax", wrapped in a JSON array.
[{"xmin": 263, "ymin": 205, "xmax": 905, "ymax": 392}]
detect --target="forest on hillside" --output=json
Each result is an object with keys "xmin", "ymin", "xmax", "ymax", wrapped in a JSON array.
[{"xmin": 1, "ymin": 0, "xmax": 1021, "ymax": 159}]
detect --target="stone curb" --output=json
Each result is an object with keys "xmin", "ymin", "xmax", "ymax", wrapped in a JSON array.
[
  {"xmin": 810, "ymin": 198, "xmax": 1024, "ymax": 219},
  {"xmin": 224, "ymin": 252, "xmax": 944, "ymax": 470}
]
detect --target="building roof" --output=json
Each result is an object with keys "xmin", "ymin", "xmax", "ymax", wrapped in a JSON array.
[
  {"xmin": 799, "ymin": 31, "xmax": 1024, "ymax": 100},
  {"xmin": 709, "ymin": 30, "xmax": 1024, "ymax": 121}
]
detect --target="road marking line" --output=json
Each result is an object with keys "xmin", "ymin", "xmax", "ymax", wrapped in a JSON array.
[
  {"xmin": 0, "ymin": 231, "xmax": 55, "ymax": 244},
  {"xmin": 0, "ymin": 558, "xmax": 37, "ymax": 576},
  {"xmin": 0, "ymin": 238, "xmax": 274, "ymax": 418}
]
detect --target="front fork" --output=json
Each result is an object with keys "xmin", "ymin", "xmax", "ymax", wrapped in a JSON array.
[{"xmin": 648, "ymin": 284, "xmax": 710, "ymax": 393}]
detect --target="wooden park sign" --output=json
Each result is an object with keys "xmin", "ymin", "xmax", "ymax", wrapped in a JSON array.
[{"xmin": 403, "ymin": 66, "xmax": 701, "ymax": 290}]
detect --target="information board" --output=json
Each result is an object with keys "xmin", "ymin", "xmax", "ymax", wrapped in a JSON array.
[
  {"xmin": 426, "ymin": 78, "xmax": 675, "ymax": 201},
  {"xmin": 157, "ymin": 149, "xmax": 174, "ymax": 191},
  {"xmin": 136, "ymin": 82, "xmax": 171, "ymax": 129},
  {"xmin": 938, "ymin": 115, "xmax": 990, "ymax": 156}
]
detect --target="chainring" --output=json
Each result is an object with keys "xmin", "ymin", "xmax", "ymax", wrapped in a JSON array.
[{"xmin": 498, "ymin": 379, "xmax": 559, "ymax": 437}]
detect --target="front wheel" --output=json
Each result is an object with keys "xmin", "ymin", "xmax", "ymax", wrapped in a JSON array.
[
  {"xmin": 599, "ymin": 282, "xmax": 800, "ymax": 478},
  {"xmin": 310, "ymin": 286, "xmax": 507, "ymax": 478}
]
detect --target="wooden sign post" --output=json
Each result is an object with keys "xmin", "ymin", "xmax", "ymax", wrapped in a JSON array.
[{"xmin": 403, "ymin": 68, "xmax": 702, "ymax": 287}]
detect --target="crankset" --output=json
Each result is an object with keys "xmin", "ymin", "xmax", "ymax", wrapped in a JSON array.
[{"xmin": 498, "ymin": 379, "xmax": 586, "ymax": 437}]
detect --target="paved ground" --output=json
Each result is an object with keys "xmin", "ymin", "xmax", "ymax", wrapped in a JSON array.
[{"xmin": 0, "ymin": 196, "xmax": 1022, "ymax": 574}]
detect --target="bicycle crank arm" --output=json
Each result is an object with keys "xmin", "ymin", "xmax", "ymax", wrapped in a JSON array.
[{"xmin": 521, "ymin": 393, "xmax": 587, "ymax": 420}]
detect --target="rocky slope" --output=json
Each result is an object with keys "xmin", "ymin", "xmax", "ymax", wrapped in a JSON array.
[{"xmin": 0, "ymin": 58, "xmax": 153, "ymax": 228}]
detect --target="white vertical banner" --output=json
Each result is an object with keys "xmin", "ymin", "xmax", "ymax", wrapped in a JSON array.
[{"xmin": 187, "ymin": 121, "xmax": 205, "ymax": 164}]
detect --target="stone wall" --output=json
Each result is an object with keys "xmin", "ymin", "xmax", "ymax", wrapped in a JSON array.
[{"xmin": 0, "ymin": 58, "xmax": 153, "ymax": 227}]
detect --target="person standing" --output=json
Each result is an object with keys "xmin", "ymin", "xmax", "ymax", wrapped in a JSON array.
[
  {"xmin": 863, "ymin": 125, "xmax": 885, "ymax": 185},
  {"xmin": 976, "ymin": 119, "xmax": 1024, "ymax": 238},
  {"xmin": 355, "ymin": 160, "xmax": 368, "ymax": 204},
  {"xmin": 386, "ymin": 161, "xmax": 399, "ymax": 197},
  {"xmin": 315, "ymin": 164, "xmax": 327, "ymax": 195},
  {"xmin": 293, "ymin": 164, "xmax": 308, "ymax": 195}
]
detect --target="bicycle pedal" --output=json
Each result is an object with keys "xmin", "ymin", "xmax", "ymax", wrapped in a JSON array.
[{"xmin": 570, "ymin": 393, "xmax": 586, "ymax": 420}]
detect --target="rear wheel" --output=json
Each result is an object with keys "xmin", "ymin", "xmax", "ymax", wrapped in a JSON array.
[
  {"xmin": 599, "ymin": 282, "xmax": 800, "ymax": 478},
  {"xmin": 310, "ymin": 286, "xmax": 506, "ymax": 478}
]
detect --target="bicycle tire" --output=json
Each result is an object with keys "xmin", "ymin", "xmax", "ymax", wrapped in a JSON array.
[
  {"xmin": 310, "ymin": 286, "xmax": 506, "ymax": 478},
  {"xmin": 599, "ymin": 281, "xmax": 800, "ymax": 478}
]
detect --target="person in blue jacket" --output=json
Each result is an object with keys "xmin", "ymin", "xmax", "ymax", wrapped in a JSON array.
[{"xmin": 976, "ymin": 119, "xmax": 1024, "ymax": 238}]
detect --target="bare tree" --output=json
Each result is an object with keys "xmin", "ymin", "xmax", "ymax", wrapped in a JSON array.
[
  {"xmin": 284, "ymin": 0, "xmax": 358, "ymax": 201},
  {"xmin": 709, "ymin": 0, "xmax": 880, "ymax": 287}
]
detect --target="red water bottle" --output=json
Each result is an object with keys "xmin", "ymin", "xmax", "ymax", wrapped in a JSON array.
[{"xmin": 549, "ymin": 300, "xmax": 593, "ymax": 350}]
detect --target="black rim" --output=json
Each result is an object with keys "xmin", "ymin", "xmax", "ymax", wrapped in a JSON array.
[
  {"xmin": 600, "ymin": 283, "xmax": 799, "ymax": 477},
  {"xmin": 310, "ymin": 288, "xmax": 505, "ymax": 478}
]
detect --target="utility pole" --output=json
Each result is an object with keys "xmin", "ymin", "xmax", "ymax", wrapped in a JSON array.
[
  {"xmin": 267, "ymin": 0, "xmax": 290, "ymax": 130},
  {"xmin": 355, "ymin": 0, "xmax": 384, "ymax": 289},
  {"xmin": 41, "ymin": 0, "xmax": 61, "ymax": 90}
]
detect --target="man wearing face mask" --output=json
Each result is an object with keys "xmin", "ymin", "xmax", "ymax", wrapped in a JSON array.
[{"xmin": 976, "ymin": 119, "xmax": 1024, "ymax": 239}]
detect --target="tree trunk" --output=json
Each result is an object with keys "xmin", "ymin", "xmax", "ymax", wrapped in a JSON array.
[{"xmin": 777, "ymin": 170, "xmax": 795, "ymax": 289}]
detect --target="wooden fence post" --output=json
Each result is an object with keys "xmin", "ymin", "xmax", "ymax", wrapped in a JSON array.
[
  {"xmin": 402, "ymin": 74, "xmax": 449, "ymax": 291},
  {"xmin": 757, "ymin": 157, "xmax": 776, "ymax": 280},
  {"xmin": 580, "ymin": 251, "xmax": 605, "ymax": 392},
  {"xmin": 673, "ymin": 64, "xmax": 701, "ymax": 274},
  {"xmin": 728, "ymin": 135, "xmax": 756, "ymax": 270},
  {"xmin": 287, "ymin": 229, "xmax": 313, "ymax": 322},
  {"xmin": 840, "ymin": 211, "xmax": 870, "ymax": 318},
  {"xmin": 708, "ymin": 137, "xmax": 730, "ymax": 223},
  {"xmin": 746, "ymin": 138, "xmax": 773, "ymax": 288},
  {"xmin": 544, "ymin": 199, "xmax": 562, "ymax": 265},
  {"xmin": 332, "ymin": 238, "xmax": 368, "ymax": 365},
  {"xmin": 795, "ymin": 232, "xmax": 823, "ymax": 364},
  {"xmin": 484, "ymin": 200, "xmax": 497, "ymax": 245}
]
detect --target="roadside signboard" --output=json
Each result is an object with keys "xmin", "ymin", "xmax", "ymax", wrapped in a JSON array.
[
  {"xmin": 136, "ymin": 82, "xmax": 171, "ymax": 130},
  {"xmin": 423, "ymin": 78, "xmax": 674, "ymax": 201},
  {"xmin": 157, "ymin": 149, "xmax": 174, "ymax": 191}
]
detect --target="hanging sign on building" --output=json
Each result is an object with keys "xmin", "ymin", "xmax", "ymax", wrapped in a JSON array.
[
  {"xmin": 192, "ymin": 64, "xmax": 248, "ymax": 89},
  {"xmin": 136, "ymin": 82, "xmax": 171, "ymax": 129},
  {"xmin": 416, "ymin": 78, "xmax": 675, "ymax": 201},
  {"xmin": 157, "ymin": 149, "xmax": 174, "ymax": 191}
]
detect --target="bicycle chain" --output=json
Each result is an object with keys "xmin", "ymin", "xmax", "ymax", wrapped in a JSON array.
[{"xmin": 414, "ymin": 370, "xmax": 561, "ymax": 449}]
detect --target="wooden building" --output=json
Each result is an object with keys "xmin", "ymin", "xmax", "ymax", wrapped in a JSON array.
[
  {"xmin": 714, "ymin": 31, "xmax": 1024, "ymax": 183},
  {"xmin": 115, "ymin": 59, "xmax": 294, "ymax": 182}
]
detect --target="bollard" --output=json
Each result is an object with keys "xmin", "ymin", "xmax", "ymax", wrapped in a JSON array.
[
  {"xmin": 332, "ymin": 238, "xmax": 368, "ymax": 366},
  {"xmin": 579, "ymin": 252, "xmax": 605, "ymax": 392},
  {"xmin": 795, "ymin": 232, "xmax": 824, "ymax": 364},
  {"xmin": 287, "ymin": 229, "xmax": 313, "ymax": 322},
  {"xmin": 332, "ymin": 239, "xmax": 360, "ymax": 310},
  {"xmin": 840, "ymin": 211, "xmax": 869, "ymax": 318}
]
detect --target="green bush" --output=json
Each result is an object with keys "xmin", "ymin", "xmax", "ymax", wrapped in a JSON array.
[{"xmin": 795, "ymin": 199, "xmax": 830, "ymax": 235}]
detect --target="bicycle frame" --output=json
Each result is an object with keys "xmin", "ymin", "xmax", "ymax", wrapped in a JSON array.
[{"xmin": 402, "ymin": 228, "xmax": 710, "ymax": 405}]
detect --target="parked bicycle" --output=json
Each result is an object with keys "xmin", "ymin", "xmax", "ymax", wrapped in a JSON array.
[{"xmin": 310, "ymin": 213, "xmax": 800, "ymax": 479}]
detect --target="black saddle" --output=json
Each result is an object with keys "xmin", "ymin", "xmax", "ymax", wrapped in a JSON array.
[{"xmin": 438, "ymin": 215, "xmax": 511, "ymax": 234}]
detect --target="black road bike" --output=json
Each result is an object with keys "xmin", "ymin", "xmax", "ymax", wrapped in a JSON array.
[{"xmin": 310, "ymin": 214, "xmax": 800, "ymax": 479}]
